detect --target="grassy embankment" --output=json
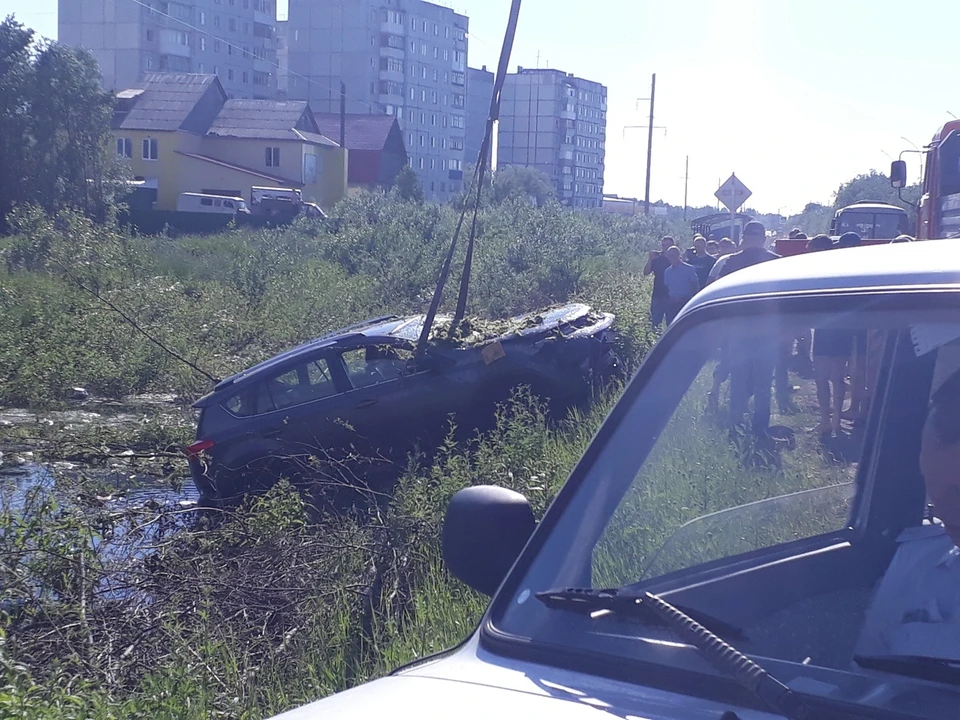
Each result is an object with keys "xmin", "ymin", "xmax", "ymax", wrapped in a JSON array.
[{"xmin": 0, "ymin": 191, "xmax": 665, "ymax": 718}]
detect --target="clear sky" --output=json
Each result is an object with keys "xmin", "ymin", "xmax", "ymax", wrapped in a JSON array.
[{"xmin": 6, "ymin": 0, "xmax": 956, "ymax": 214}]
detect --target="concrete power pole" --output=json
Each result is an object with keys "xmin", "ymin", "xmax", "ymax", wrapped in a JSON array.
[{"xmin": 644, "ymin": 73, "xmax": 656, "ymax": 215}]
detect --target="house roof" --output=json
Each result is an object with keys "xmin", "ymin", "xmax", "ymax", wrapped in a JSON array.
[
  {"xmin": 175, "ymin": 151, "xmax": 302, "ymax": 186},
  {"xmin": 113, "ymin": 74, "xmax": 224, "ymax": 133},
  {"xmin": 208, "ymin": 99, "xmax": 338, "ymax": 146},
  {"xmin": 313, "ymin": 113, "xmax": 399, "ymax": 151}
]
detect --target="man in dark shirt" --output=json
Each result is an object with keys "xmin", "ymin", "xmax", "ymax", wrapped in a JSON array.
[
  {"xmin": 685, "ymin": 236, "xmax": 717, "ymax": 287},
  {"xmin": 720, "ymin": 221, "xmax": 782, "ymax": 435},
  {"xmin": 644, "ymin": 235, "xmax": 675, "ymax": 329}
]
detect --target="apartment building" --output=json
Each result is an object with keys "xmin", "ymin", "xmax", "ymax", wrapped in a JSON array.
[
  {"xmin": 498, "ymin": 68, "xmax": 607, "ymax": 208},
  {"xmin": 465, "ymin": 66, "xmax": 494, "ymax": 168},
  {"xmin": 58, "ymin": 0, "xmax": 278, "ymax": 99},
  {"xmin": 285, "ymin": 0, "xmax": 469, "ymax": 202}
]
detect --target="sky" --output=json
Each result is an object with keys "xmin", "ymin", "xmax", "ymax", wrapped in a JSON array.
[{"xmin": 6, "ymin": 0, "xmax": 958, "ymax": 214}]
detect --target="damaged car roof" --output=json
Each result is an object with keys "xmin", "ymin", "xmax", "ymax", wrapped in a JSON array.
[{"xmin": 211, "ymin": 303, "xmax": 612, "ymax": 395}]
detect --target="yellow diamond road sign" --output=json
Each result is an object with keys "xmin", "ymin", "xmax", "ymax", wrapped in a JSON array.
[{"xmin": 715, "ymin": 174, "xmax": 752, "ymax": 212}]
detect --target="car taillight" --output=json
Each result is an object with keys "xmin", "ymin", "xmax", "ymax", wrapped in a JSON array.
[{"xmin": 186, "ymin": 439, "xmax": 215, "ymax": 458}]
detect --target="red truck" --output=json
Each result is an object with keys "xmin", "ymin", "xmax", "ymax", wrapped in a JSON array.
[
  {"xmin": 891, "ymin": 120, "xmax": 960, "ymax": 239},
  {"xmin": 775, "ymin": 201, "xmax": 911, "ymax": 256}
]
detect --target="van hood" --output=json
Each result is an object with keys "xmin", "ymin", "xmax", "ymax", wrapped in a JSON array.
[{"xmin": 267, "ymin": 636, "xmax": 776, "ymax": 720}]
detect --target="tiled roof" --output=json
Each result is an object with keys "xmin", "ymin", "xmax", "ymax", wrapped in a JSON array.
[
  {"xmin": 113, "ymin": 74, "xmax": 222, "ymax": 133},
  {"xmin": 208, "ymin": 100, "xmax": 337, "ymax": 146},
  {"xmin": 313, "ymin": 113, "xmax": 398, "ymax": 151}
]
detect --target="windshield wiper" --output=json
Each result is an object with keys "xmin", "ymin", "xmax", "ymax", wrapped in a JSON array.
[
  {"xmin": 536, "ymin": 587, "xmax": 818, "ymax": 720},
  {"xmin": 855, "ymin": 653, "xmax": 960, "ymax": 685},
  {"xmin": 535, "ymin": 586, "xmax": 747, "ymax": 640}
]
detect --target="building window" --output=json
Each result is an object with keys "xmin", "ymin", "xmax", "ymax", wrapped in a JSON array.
[
  {"xmin": 214, "ymin": 15, "xmax": 221, "ymax": 28},
  {"xmin": 199, "ymin": 36, "xmax": 206, "ymax": 51},
  {"xmin": 433, "ymin": 23, "xmax": 439, "ymax": 35},
  {"xmin": 430, "ymin": 136, "xmax": 436, "ymax": 148},
  {"xmin": 419, "ymin": 134, "xmax": 424, "ymax": 147},
  {"xmin": 242, "ymin": 71, "xmax": 249, "ymax": 83},
  {"xmin": 445, "ymin": 27, "xmax": 449, "ymax": 39},
  {"xmin": 420, "ymin": 43, "xmax": 427, "ymax": 56},
  {"xmin": 116, "ymin": 138, "xmax": 132, "ymax": 158},
  {"xmin": 409, "ymin": 133, "xmax": 415, "ymax": 147},
  {"xmin": 451, "ymin": 115, "xmax": 464, "ymax": 129},
  {"xmin": 199, "ymin": 11, "xmax": 205, "ymax": 25},
  {"xmin": 418, "ymin": 157, "xmax": 424, "ymax": 169},
  {"xmin": 146, "ymin": 29, "xmax": 154, "ymax": 42},
  {"xmin": 145, "ymin": 54, "xmax": 153, "ymax": 69},
  {"xmin": 433, "ymin": 47, "xmax": 438, "ymax": 59},
  {"xmin": 430, "ymin": 158, "xmax": 435, "ymax": 169},
  {"xmin": 198, "ymin": 62, "xmax": 205, "ymax": 72},
  {"xmin": 265, "ymin": 147, "xmax": 280, "ymax": 167},
  {"xmin": 409, "ymin": 87, "xmax": 415, "ymax": 101},
  {"xmin": 227, "ymin": 68, "xmax": 235, "ymax": 80},
  {"xmin": 228, "ymin": 44, "xmax": 234, "ymax": 55},
  {"xmin": 431, "ymin": 114, "xmax": 436, "ymax": 126},
  {"xmin": 410, "ymin": 40, "xmax": 416, "ymax": 52},
  {"xmin": 141, "ymin": 138, "xmax": 158, "ymax": 160},
  {"xmin": 420, "ymin": 89, "xmax": 426, "ymax": 102},
  {"xmin": 431, "ymin": 91, "xmax": 437, "ymax": 104},
  {"xmin": 214, "ymin": 39, "xmax": 221, "ymax": 52},
  {"xmin": 228, "ymin": 18, "xmax": 236, "ymax": 31}
]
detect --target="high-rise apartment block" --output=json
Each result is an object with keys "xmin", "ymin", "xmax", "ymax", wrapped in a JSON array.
[
  {"xmin": 58, "ymin": 0, "xmax": 278, "ymax": 99},
  {"xmin": 499, "ymin": 68, "xmax": 607, "ymax": 208},
  {"xmin": 285, "ymin": 0, "xmax": 469, "ymax": 201},
  {"xmin": 465, "ymin": 66, "xmax": 494, "ymax": 168}
]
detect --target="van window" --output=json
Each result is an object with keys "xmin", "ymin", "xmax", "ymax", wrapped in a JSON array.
[
  {"xmin": 214, "ymin": 199, "xmax": 222, "ymax": 207},
  {"xmin": 200, "ymin": 198, "xmax": 213, "ymax": 206},
  {"xmin": 224, "ymin": 200, "xmax": 234, "ymax": 209}
]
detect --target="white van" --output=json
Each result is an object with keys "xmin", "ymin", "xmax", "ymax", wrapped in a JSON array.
[{"xmin": 176, "ymin": 193, "xmax": 250, "ymax": 215}]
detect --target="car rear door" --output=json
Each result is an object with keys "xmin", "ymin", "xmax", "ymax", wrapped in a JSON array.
[{"xmin": 256, "ymin": 351, "xmax": 356, "ymax": 464}]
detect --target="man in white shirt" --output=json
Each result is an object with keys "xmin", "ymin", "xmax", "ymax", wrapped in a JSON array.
[{"xmin": 855, "ymin": 367, "xmax": 960, "ymax": 663}]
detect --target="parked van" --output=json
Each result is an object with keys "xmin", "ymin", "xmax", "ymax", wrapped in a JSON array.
[{"xmin": 176, "ymin": 193, "xmax": 250, "ymax": 216}]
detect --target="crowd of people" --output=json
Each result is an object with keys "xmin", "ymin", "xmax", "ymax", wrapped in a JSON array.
[{"xmin": 645, "ymin": 221, "xmax": 916, "ymax": 442}]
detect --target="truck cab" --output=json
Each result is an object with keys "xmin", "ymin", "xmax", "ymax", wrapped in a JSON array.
[{"xmin": 270, "ymin": 241, "xmax": 960, "ymax": 720}]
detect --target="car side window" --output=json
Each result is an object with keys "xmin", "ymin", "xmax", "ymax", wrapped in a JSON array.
[
  {"xmin": 266, "ymin": 358, "xmax": 337, "ymax": 410},
  {"xmin": 341, "ymin": 346, "xmax": 410, "ymax": 389}
]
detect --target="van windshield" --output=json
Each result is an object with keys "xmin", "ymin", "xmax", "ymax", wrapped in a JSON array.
[
  {"xmin": 492, "ymin": 299, "xmax": 960, "ymax": 719},
  {"xmin": 835, "ymin": 211, "xmax": 908, "ymax": 239}
]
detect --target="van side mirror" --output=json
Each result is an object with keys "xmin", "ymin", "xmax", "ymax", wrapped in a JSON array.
[
  {"xmin": 442, "ymin": 486, "xmax": 536, "ymax": 596},
  {"xmin": 891, "ymin": 160, "xmax": 908, "ymax": 189}
]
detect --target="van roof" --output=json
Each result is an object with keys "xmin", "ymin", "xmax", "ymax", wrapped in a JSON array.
[
  {"xmin": 180, "ymin": 192, "xmax": 244, "ymax": 200},
  {"xmin": 677, "ymin": 239, "xmax": 960, "ymax": 322}
]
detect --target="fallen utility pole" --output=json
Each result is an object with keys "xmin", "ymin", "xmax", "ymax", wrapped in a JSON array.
[{"xmin": 415, "ymin": 0, "xmax": 523, "ymax": 357}]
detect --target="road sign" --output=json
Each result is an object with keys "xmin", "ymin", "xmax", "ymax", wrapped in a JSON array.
[{"xmin": 715, "ymin": 174, "xmax": 752, "ymax": 212}]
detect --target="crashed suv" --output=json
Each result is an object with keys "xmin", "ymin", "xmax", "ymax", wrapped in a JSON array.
[
  {"xmin": 187, "ymin": 303, "xmax": 617, "ymax": 503},
  {"xmin": 271, "ymin": 241, "xmax": 960, "ymax": 720}
]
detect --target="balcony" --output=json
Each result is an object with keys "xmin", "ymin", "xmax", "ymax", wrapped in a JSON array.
[
  {"xmin": 158, "ymin": 35, "xmax": 191, "ymax": 57},
  {"xmin": 379, "ymin": 68, "xmax": 404, "ymax": 83},
  {"xmin": 254, "ymin": 9, "xmax": 274, "ymax": 26},
  {"xmin": 254, "ymin": 57, "xmax": 273, "ymax": 73}
]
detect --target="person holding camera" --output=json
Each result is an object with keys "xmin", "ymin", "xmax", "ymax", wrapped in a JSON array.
[{"xmin": 644, "ymin": 235, "xmax": 675, "ymax": 329}]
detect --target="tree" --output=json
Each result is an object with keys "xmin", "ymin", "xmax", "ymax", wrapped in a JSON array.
[
  {"xmin": 0, "ymin": 16, "xmax": 34, "ymax": 229},
  {"xmin": 833, "ymin": 170, "xmax": 921, "ymax": 211},
  {"xmin": 0, "ymin": 17, "xmax": 121, "ymax": 230},
  {"xmin": 784, "ymin": 202, "xmax": 832, "ymax": 236},
  {"xmin": 394, "ymin": 165, "xmax": 425, "ymax": 204},
  {"xmin": 489, "ymin": 165, "xmax": 556, "ymax": 206}
]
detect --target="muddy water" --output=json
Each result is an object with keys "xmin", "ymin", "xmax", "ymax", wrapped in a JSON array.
[{"xmin": 0, "ymin": 395, "xmax": 201, "ymax": 512}]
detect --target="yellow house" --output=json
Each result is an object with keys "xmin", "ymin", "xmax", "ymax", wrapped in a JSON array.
[{"xmin": 112, "ymin": 74, "xmax": 347, "ymax": 211}]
